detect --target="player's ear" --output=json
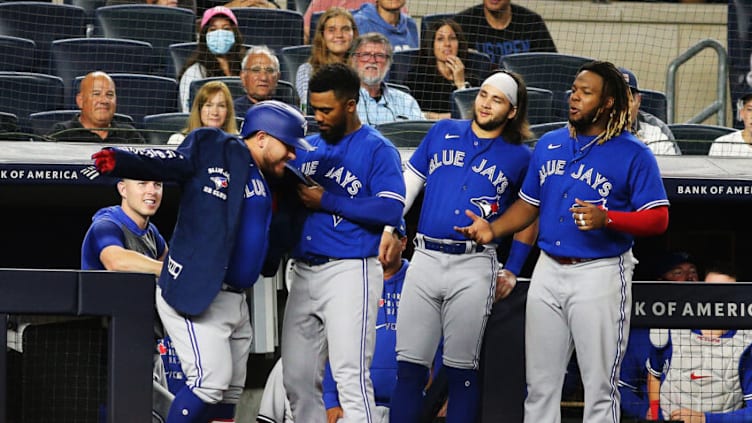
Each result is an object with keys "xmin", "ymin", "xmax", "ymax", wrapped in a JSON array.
[
  {"xmin": 508, "ymin": 106, "xmax": 517, "ymax": 121},
  {"xmin": 604, "ymin": 96, "xmax": 614, "ymax": 110},
  {"xmin": 117, "ymin": 179, "xmax": 126, "ymax": 197}
]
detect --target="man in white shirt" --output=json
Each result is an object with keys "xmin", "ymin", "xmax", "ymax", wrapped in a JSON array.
[
  {"xmin": 709, "ymin": 91, "xmax": 752, "ymax": 157},
  {"xmin": 621, "ymin": 67, "xmax": 679, "ymax": 156}
]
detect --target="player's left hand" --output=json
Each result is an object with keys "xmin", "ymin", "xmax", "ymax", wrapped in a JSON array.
[
  {"xmin": 495, "ymin": 269, "xmax": 517, "ymax": 302},
  {"xmin": 378, "ymin": 229, "xmax": 401, "ymax": 268},
  {"xmin": 297, "ymin": 182, "xmax": 324, "ymax": 210},
  {"xmin": 326, "ymin": 406, "xmax": 344, "ymax": 423},
  {"xmin": 569, "ymin": 198, "xmax": 608, "ymax": 231},
  {"xmin": 454, "ymin": 210, "xmax": 494, "ymax": 244},
  {"xmin": 670, "ymin": 408, "xmax": 706, "ymax": 423}
]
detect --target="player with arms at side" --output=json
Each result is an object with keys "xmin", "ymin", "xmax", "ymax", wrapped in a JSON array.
[
  {"xmin": 456, "ymin": 60, "xmax": 670, "ymax": 423},
  {"xmin": 389, "ymin": 70, "xmax": 538, "ymax": 423},
  {"xmin": 92, "ymin": 100, "xmax": 313, "ymax": 423},
  {"xmin": 281, "ymin": 63, "xmax": 406, "ymax": 423}
]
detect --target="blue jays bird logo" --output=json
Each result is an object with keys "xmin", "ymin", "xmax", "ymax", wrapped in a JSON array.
[
  {"xmin": 210, "ymin": 176, "xmax": 228, "ymax": 190},
  {"xmin": 470, "ymin": 196, "xmax": 501, "ymax": 219}
]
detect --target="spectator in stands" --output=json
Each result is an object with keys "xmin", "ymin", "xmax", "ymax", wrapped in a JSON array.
[
  {"xmin": 168, "ymin": 80, "xmax": 238, "ymax": 145},
  {"xmin": 349, "ymin": 32, "xmax": 423, "ymax": 125},
  {"xmin": 709, "ymin": 91, "xmax": 752, "ymax": 157},
  {"xmin": 352, "ymin": 0, "xmax": 418, "ymax": 52},
  {"xmin": 620, "ymin": 67, "xmax": 679, "ymax": 156},
  {"xmin": 178, "ymin": 6, "xmax": 245, "ymax": 112},
  {"xmin": 454, "ymin": 0, "xmax": 556, "ymax": 67},
  {"xmin": 619, "ymin": 250, "xmax": 700, "ymax": 420},
  {"xmin": 303, "ymin": 0, "xmax": 371, "ymax": 43},
  {"xmin": 105, "ymin": 0, "xmax": 197, "ymax": 14},
  {"xmin": 296, "ymin": 7, "xmax": 358, "ymax": 109},
  {"xmin": 195, "ymin": 0, "xmax": 278, "ymax": 19},
  {"xmin": 234, "ymin": 46, "xmax": 285, "ymax": 118},
  {"xmin": 49, "ymin": 71, "xmax": 145, "ymax": 143},
  {"xmin": 646, "ymin": 261, "xmax": 752, "ymax": 422},
  {"xmin": 406, "ymin": 19, "xmax": 479, "ymax": 119}
]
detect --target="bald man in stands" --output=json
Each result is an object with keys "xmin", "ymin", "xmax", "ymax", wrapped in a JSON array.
[{"xmin": 48, "ymin": 71, "xmax": 145, "ymax": 143}]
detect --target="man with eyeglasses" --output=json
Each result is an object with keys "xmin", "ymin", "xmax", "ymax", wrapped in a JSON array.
[
  {"xmin": 235, "ymin": 46, "xmax": 293, "ymax": 117},
  {"xmin": 349, "ymin": 32, "xmax": 423, "ymax": 126}
]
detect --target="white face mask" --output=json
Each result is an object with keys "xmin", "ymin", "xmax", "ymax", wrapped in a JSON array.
[{"xmin": 206, "ymin": 29, "xmax": 235, "ymax": 55}]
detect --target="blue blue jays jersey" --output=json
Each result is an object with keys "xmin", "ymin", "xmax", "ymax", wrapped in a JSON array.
[
  {"xmin": 520, "ymin": 127, "xmax": 669, "ymax": 258},
  {"xmin": 406, "ymin": 119, "xmax": 531, "ymax": 240},
  {"xmin": 291, "ymin": 125, "xmax": 405, "ymax": 259}
]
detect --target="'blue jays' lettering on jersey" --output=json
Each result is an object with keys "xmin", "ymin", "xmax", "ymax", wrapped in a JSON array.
[
  {"xmin": 406, "ymin": 119, "xmax": 531, "ymax": 240},
  {"xmin": 291, "ymin": 125, "xmax": 405, "ymax": 258},
  {"xmin": 520, "ymin": 127, "xmax": 669, "ymax": 258}
]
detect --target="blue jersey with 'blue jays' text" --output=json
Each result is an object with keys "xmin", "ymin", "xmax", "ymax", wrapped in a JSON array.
[
  {"xmin": 291, "ymin": 125, "xmax": 405, "ymax": 259},
  {"xmin": 406, "ymin": 119, "xmax": 531, "ymax": 240},
  {"xmin": 520, "ymin": 127, "xmax": 669, "ymax": 258}
]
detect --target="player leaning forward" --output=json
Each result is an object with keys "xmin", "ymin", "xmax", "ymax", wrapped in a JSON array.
[
  {"xmin": 456, "ymin": 60, "xmax": 670, "ymax": 423},
  {"xmin": 91, "ymin": 101, "xmax": 314, "ymax": 423},
  {"xmin": 389, "ymin": 71, "xmax": 538, "ymax": 423}
]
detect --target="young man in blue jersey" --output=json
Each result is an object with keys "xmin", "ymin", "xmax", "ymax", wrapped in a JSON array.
[
  {"xmin": 281, "ymin": 62, "xmax": 406, "ymax": 423},
  {"xmin": 456, "ymin": 60, "xmax": 670, "ymax": 423},
  {"xmin": 92, "ymin": 100, "xmax": 314, "ymax": 423},
  {"xmin": 389, "ymin": 70, "xmax": 538, "ymax": 423}
]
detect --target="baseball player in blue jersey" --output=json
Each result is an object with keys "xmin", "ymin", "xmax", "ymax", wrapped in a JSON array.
[
  {"xmin": 92, "ymin": 100, "xmax": 314, "ymax": 423},
  {"xmin": 281, "ymin": 63, "xmax": 406, "ymax": 423},
  {"xmin": 456, "ymin": 61, "xmax": 670, "ymax": 423},
  {"xmin": 389, "ymin": 70, "xmax": 538, "ymax": 423}
]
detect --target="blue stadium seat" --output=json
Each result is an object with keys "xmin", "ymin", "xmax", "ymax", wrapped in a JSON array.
[
  {"xmin": 142, "ymin": 112, "xmax": 189, "ymax": 145},
  {"xmin": 500, "ymin": 52, "xmax": 594, "ymax": 120},
  {"xmin": 0, "ymin": 111, "xmax": 22, "ymax": 140},
  {"xmin": 73, "ymin": 73, "xmax": 179, "ymax": 127},
  {"xmin": 230, "ymin": 7, "xmax": 304, "ymax": 52},
  {"xmin": 527, "ymin": 121, "xmax": 568, "ymax": 146},
  {"xmin": 668, "ymin": 123, "xmax": 736, "ymax": 155},
  {"xmin": 0, "ymin": 2, "xmax": 87, "ymax": 73},
  {"xmin": 0, "ymin": 72, "xmax": 65, "ymax": 132},
  {"xmin": 96, "ymin": 5, "xmax": 196, "ymax": 77},
  {"xmin": 279, "ymin": 44, "xmax": 311, "ymax": 88},
  {"xmin": 640, "ymin": 89, "xmax": 668, "ymax": 124},
  {"xmin": 169, "ymin": 42, "xmax": 198, "ymax": 79},
  {"xmin": 419, "ymin": 12, "xmax": 455, "ymax": 43},
  {"xmin": 466, "ymin": 50, "xmax": 495, "ymax": 80},
  {"xmin": 387, "ymin": 48, "xmax": 419, "ymax": 87},
  {"xmin": 29, "ymin": 109, "xmax": 134, "ymax": 137},
  {"xmin": 0, "ymin": 35, "xmax": 37, "ymax": 72},
  {"xmin": 375, "ymin": 119, "xmax": 435, "ymax": 148},
  {"xmin": 51, "ymin": 38, "xmax": 155, "ymax": 107},
  {"xmin": 188, "ymin": 77, "xmax": 297, "ymax": 110},
  {"xmin": 450, "ymin": 87, "xmax": 477, "ymax": 119}
]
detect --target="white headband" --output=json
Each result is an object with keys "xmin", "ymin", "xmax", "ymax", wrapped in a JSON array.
[{"xmin": 481, "ymin": 72, "xmax": 518, "ymax": 107}]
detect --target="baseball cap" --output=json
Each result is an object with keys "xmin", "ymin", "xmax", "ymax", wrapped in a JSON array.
[
  {"xmin": 619, "ymin": 67, "xmax": 639, "ymax": 92},
  {"xmin": 201, "ymin": 6, "xmax": 238, "ymax": 30},
  {"xmin": 653, "ymin": 251, "xmax": 696, "ymax": 279},
  {"xmin": 240, "ymin": 100, "xmax": 315, "ymax": 151}
]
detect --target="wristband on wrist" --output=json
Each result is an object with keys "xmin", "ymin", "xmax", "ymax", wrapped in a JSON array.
[
  {"xmin": 504, "ymin": 239, "xmax": 532, "ymax": 276},
  {"xmin": 649, "ymin": 400, "xmax": 660, "ymax": 420}
]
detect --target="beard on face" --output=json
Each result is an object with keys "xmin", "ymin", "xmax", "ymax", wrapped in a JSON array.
[
  {"xmin": 568, "ymin": 106, "xmax": 600, "ymax": 133},
  {"xmin": 474, "ymin": 111, "xmax": 508, "ymax": 132},
  {"xmin": 319, "ymin": 120, "xmax": 347, "ymax": 143}
]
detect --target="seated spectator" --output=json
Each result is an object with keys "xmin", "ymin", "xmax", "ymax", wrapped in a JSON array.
[
  {"xmin": 105, "ymin": 0, "xmax": 197, "ymax": 14},
  {"xmin": 352, "ymin": 0, "xmax": 418, "ymax": 52},
  {"xmin": 654, "ymin": 250, "xmax": 700, "ymax": 282},
  {"xmin": 620, "ymin": 67, "xmax": 679, "ymax": 156},
  {"xmin": 303, "ymin": 0, "xmax": 372, "ymax": 43},
  {"xmin": 296, "ymin": 7, "xmax": 358, "ymax": 109},
  {"xmin": 178, "ymin": 6, "xmax": 245, "ymax": 112},
  {"xmin": 709, "ymin": 91, "xmax": 752, "ymax": 156},
  {"xmin": 168, "ymin": 80, "xmax": 238, "ymax": 145},
  {"xmin": 349, "ymin": 32, "xmax": 423, "ymax": 125},
  {"xmin": 234, "ymin": 46, "xmax": 290, "ymax": 118},
  {"xmin": 453, "ymin": 0, "xmax": 556, "ymax": 68},
  {"xmin": 406, "ymin": 19, "xmax": 479, "ymax": 120},
  {"xmin": 48, "ymin": 71, "xmax": 145, "ymax": 143},
  {"xmin": 646, "ymin": 262, "xmax": 752, "ymax": 422}
]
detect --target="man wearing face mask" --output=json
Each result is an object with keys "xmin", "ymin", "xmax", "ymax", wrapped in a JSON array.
[{"xmin": 178, "ymin": 6, "xmax": 246, "ymax": 112}]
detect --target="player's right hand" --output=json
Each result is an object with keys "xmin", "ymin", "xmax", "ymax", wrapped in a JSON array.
[
  {"xmin": 92, "ymin": 149, "xmax": 116, "ymax": 173},
  {"xmin": 326, "ymin": 406, "xmax": 343, "ymax": 423},
  {"xmin": 495, "ymin": 269, "xmax": 517, "ymax": 302},
  {"xmin": 454, "ymin": 210, "xmax": 494, "ymax": 244}
]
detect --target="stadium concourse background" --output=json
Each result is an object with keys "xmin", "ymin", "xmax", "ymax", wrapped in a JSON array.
[{"xmin": 0, "ymin": 0, "xmax": 750, "ymax": 422}]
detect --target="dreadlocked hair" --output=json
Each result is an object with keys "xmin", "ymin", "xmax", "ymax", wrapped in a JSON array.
[{"xmin": 568, "ymin": 60, "xmax": 632, "ymax": 144}]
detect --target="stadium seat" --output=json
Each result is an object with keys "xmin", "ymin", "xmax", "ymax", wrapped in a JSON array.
[
  {"xmin": 668, "ymin": 123, "xmax": 736, "ymax": 155},
  {"xmin": 419, "ymin": 12, "xmax": 455, "ymax": 42},
  {"xmin": 305, "ymin": 115, "xmax": 319, "ymax": 134},
  {"xmin": 500, "ymin": 52, "xmax": 594, "ymax": 120},
  {"xmin": 51, "ymin": 38, "xmax": 155, "ymax": 106},
  {"xmin": 230, "ymin": 8, "xmax": 304, "ymax": 52},
  {"xmin": 169, "ymin": 42, "xmax": 198, "ymax": 79},
  {"xmin": 466, "ymin": 50, "xmax": 494, "ymax": 81},
  {"xmin": 142, "ymin": 112, "xmax": 189, "ymax": 144},
  {"xmin": 375, "ymin": 119, "xmax": 435, "ymax": 148},
  {"xmin": 188, "ymin": 77, "xmax": 297, "ymax": 110},
  {"xmin": 528, "ymin": 121, "xmax": 568, "ymax": 144},
  {"xmin": 0, "ymin": 2, "xmax": 87, "ymax": 73},
  {"xmin": 0, "ymin": 36, "xmax": 37, "ymax": 72},
  {"xmin": 96, "ymin": 5, "xmax": 196, "ymax": 77},
  {"xmin": 450, "ymin": 87, "xmax": 478, "ymax": 119},
  {"xmin": 387, "ymin": 48, "xmax": 419, "ymax": 86},
  {"xmin": 639, "ymin": 89, "xmax": 668, "ymax": 124},
  {"xmin": 450, "ymin": 86, "xmax": 553, "ymax": 125},
  {"xmin": 73, "ymin": 73, "xmax": 179, "ymax": 127},
  {"xmin": 279, "ymin": 44, "xmax": 311, "ymax": 88},
  {"xmin": 0, "ymin": 72, "xmax": 65, "ymax": 133},
  {"xmin": 291, "ymin": 0, "xmax": 311, "ymax": 14},
  {"xmin": 0, "ymin": 112, "xmax": 23, "ymax": 140},
  {"xmin": 29, "ymin": 109, "xmax": 134, "ymax": 137}
]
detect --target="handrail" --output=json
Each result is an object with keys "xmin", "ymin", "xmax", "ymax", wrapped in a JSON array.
[{"xmin": 666, "ymin": 38, "xmax": 727, "ymax": 125}]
